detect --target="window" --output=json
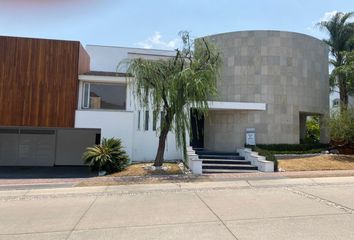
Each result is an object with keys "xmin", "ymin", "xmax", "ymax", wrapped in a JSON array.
[
  {"xmin": 137, "ymin": 111, "xmax": 141, "ymax": 130},
  {"xmin": 153, "ymin": 112, "xmax": 157, "ymax": 131},
  {"xmin": 82, "ymin": 83, "xmax": 90, "ymax": 108},
  {"xmin": 332, "ymin": 98, "xmax": 340, "ymax": 107},
  {"xmin": 82, "ymin": 83, "xmax": 126, "ymax": 110},
  {"xmin": 145, "ymin": 111, "xmax": 149, "ymax": 131}
]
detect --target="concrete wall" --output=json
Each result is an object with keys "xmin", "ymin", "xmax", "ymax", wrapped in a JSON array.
[{"xmin": 203, "ymin": 31, "xmax": 329, "ymax": 151}]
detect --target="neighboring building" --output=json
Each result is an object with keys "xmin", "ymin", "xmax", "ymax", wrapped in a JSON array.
[
  {"xmin": 0, "ymin": 36, "xmax": 100, "ymax": 166},
  {"xmin": 0, "ymin": 37, "xmax": 181, "ymax": 166},
  {"xmin": 329, "ymin": 87, "xmax": 354, "ymax": 110},
  {"xmin": 0, "ymin": 31, "xmax": 330, "ymax": 166}
]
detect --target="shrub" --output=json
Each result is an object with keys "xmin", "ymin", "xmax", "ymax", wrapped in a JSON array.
[
  {"xmin": 254, "ymin": 143, "xmax": 327, "ymax": 152},
  {"xmin": 328, "ymin": 108, "xmax": 354, "ymax": 145},
  {"xmin": 83, "ymin": 138, "xmax": 129, "ymax": 173},
  {"xmin": 304, "ymin": 116, "xmax": 320, "ymax": 143}
]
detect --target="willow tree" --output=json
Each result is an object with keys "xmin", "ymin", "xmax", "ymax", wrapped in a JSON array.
[
  {"xmin": 126, "ymin": 32, "xmax": 220, "ymax": 167},
  {"xmin": 318, "ymin": 12, "xmax": 354, "ymax": 111}
]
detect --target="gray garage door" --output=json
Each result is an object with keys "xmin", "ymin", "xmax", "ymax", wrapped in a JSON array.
[{"xmin": 0, "ymin": 127, "xmax": 100, "ymax": 166}]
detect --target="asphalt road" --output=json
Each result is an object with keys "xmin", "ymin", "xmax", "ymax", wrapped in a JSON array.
[{"xmin": 1, "ymin": 177, "xmax": 354, "ymax": 240}]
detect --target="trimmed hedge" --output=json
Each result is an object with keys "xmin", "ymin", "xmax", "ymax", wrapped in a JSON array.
[
  {"xmin": 247, "ymin": 143, "xmax": 329, "ymax": 172},
  {"xmin": 255, "ymin": 143, "xmax": 327, "ymax": 152}
]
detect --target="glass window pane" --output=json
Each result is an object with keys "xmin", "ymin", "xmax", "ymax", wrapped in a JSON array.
[
  {"xmin": 138, "ymin": 111, "xmax": 141, "ymax": 130},
  {"xmin": 145, "ymin": 111, "xmax": 149, "ymax": 131},
  {"xmin": 86, "ymin": 83, "xmax": 126, "ymax": 110},
  {"xmin": 153, "ymin": 112, "xmax": 157, "ymax": 131},
  {"xmin": 82, "ymin": 83, "xmax": 90, "ymax": 108}
]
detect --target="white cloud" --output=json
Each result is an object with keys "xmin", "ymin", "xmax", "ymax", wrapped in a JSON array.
[
  {"xmin": 306, "ymin": 10, "xmax": 338, "ymax": 32},
  {"xmin": 319, "ymin": 10, "xmax": 338, "ymax": 22},
  {"xmin": 136, "ymin": 32, "xmax": 181, "ymax": 50}
]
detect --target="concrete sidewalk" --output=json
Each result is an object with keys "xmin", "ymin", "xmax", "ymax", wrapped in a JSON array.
[{"xmin": 1, "ymin": 177, "xmax": 354, "ymax": 239}]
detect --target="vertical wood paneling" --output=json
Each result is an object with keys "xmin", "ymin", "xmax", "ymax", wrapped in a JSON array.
[{"xmin": 0, "ymin": 36, "xmax": 90, "ymax": 127}]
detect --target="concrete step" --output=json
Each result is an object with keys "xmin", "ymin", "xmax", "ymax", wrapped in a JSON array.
[
  {"xmin": 202, "ymin": 163, "xmax": 258, "ymax": 170},
  {"xmin": 202, "ymin": 159, "xmax": 251, "ymax": 165},
  {"xmin": 199, "ymin": 155, "xmax": 244, "ymax": 160},
  {"xmin": 202, "ymin": 169, "xmax": 259, "ymax": 174},
  {"xmin": 192, "ymin": 147, "xmax": 204, "ymax": 151},
  {"xmin": 195, "ymin": 150, "xmax": 239, "ymax": 156}
]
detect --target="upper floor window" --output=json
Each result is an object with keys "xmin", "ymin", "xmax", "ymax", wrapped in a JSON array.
[
  {"xmin": 82, "ymin": 83, "xmax": 126, "ymax": 110},
  {"xmin": 144, "ymin": 111, "xmax": 149, "ymax": 131}
]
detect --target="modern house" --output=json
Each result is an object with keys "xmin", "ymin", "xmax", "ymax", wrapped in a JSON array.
[{"xmin": 0, "ymin": 31, "xmax": 330, "ymax": 167}]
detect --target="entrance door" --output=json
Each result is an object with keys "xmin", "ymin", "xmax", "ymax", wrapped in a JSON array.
[{"xmin": 190, "ymin": 109, "xmax": 204, "ymax": 148}]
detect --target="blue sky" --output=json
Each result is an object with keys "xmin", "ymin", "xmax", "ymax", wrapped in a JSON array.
[{"xmin": 0, "ymin": 0, "xmax": 353, "ymax": 49}]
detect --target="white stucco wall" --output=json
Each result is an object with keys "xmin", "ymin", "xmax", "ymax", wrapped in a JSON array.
[
  {"xmin": 75, "ymin": 109, "xmax": 182, "ymax": 162},
  {"xmin": 75, "ymin": 110, "xmax": 134, "ymax": 158},
  {"xmin": 131, "ymin": 110, "xmax": 182, "ymax": 161},
  {"xmin": 85, "ymin": 45, "xmax": 175, "ymax": 72}
]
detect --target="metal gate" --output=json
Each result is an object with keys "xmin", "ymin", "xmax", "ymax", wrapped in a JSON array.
[{"xmin": 0, "ymin": 127, "xmax": 100, "ymax": 166}]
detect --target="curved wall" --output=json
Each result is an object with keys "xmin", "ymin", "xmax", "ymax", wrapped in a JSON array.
[{"xmin": 203, "ymin": 31, "xmax": 329, "ymax": 151}]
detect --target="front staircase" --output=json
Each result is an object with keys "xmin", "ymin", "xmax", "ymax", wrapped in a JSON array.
[{"xmin": 194, "ymin": 149, "xmax": 258, "ymax": 174}]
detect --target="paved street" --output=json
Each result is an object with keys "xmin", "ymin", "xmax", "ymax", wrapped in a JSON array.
[{"xmin": 1, "ymin": 177, "xmax": 354, "ymax": 240}]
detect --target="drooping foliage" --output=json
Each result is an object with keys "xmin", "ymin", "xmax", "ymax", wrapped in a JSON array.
[{"xmin": 124, "ymin": 31, "xmax": 221, "ymax": 166}]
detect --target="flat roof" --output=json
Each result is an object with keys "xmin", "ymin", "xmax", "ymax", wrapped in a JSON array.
[{"xmin": 81, "ymin": 71, "xmax": 128, "ymax": 77}]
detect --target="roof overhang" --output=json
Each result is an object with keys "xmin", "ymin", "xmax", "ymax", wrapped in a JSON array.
[
  {"xmin": 207, "ymin": 101, "xmax": 266, "ymax": 111},
  {"xmin": 78, "ymin": 74, "xmax": 132, "ymax": 84}
]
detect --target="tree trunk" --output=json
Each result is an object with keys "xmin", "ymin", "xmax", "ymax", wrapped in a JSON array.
[
  {"xmin": 154, "ymin": 112, "xmax": 171, "ymax": 167},
  {"xmin": 339, "ymin": 74, "xmax": 349, "ymax": 112},
  {"xmin": 154, "ymin": 127, "xmax": 169, "ymax": 167}
]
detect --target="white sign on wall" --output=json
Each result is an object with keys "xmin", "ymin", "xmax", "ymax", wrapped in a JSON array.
[{"xmin": 246, "ymin": 128, "xmax": 256, "ymax": 146}]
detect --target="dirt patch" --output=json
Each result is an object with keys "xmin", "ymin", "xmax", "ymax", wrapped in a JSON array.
[
  {"xmin": 76, "ymin": 162, "xmax": 186, "ymax": 187},
  {"xmin": 108, "ymin": 162, "xmax": 183, "ymax": 177},
  {"xmin": 278, "ymin": 154, "xmax": 354, "ymax": 171}
]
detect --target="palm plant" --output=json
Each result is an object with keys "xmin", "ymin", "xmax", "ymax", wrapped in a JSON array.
[
  {"xmin": 318, "ymin": 12, "xmax": 354, "ymax": 110},
  {"xmin": 83, "ymin": 138, "xmax": 129, "ymax": 173}
]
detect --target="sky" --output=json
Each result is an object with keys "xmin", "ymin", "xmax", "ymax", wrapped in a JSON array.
[{"xmin": 0, "ymin": 0, "xmax": 353, "ymax": 49}]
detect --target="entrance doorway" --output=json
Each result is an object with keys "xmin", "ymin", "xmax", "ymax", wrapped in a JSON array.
[{"xmin": 190, "ymin": 109, "xmax": 204, "ymax": 148}]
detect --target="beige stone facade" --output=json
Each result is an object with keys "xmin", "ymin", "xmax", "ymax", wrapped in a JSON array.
[{"xmin": 203, "ymin": 31, "xmax": 329, "ymax": 151}]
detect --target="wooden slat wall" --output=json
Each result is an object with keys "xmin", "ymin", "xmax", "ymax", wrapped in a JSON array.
[
  {"xmin": 78, "ymin": 44, "xmax": 90, "ymax": 74},
  {"xmin": 0, "ymin": 36, "xmax": 90, "ymax": 127}
]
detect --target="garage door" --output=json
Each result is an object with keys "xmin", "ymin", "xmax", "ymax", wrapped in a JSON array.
[
  {"xmin": 55, "ymin": 129, "xmax": 101, "ymax": 165},
  {"xmin": 0, "ymin": 127, "xmax": 100, "ymax": 166}
]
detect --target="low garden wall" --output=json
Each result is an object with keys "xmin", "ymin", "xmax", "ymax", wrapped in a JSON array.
[{"xmin": 238, "ymin": 148, "xmax": 274, "ymax": 172}]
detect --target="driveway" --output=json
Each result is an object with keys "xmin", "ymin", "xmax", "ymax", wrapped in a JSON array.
[
  {"xmin": 1, "ymin": 176, "xmax": 354, "ymax": 239},
  {"xmin": 0, "ymin": 166, "xmax": 96, "ymax": 179},
  {"xmin": 0, "ymin": 167, "xmax": 97, "ymax": 190}
]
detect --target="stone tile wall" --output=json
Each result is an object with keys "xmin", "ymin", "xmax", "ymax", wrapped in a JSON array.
[{"xmin": 203, "ymin": 31, "xmax": 329, "ymax": 151}]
